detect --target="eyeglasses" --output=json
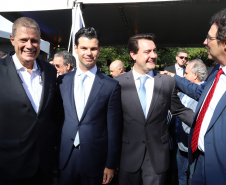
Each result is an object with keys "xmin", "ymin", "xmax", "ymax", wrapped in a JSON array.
[
  {"xmin": 178, "ymin": 56, "xmax": 188, "ymax": 60},
  {"xmin": 206, "ymin": 35, "xmax": 218, "ymax": 42},
  {"xmin": 53, "ymin": 64, "xmax": 64, "ymax": 68}
]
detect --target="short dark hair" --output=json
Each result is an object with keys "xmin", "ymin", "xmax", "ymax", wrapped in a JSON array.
[
  {"xmin": 74, "ymin": 27, "xmax": 101, "ymax": 46},
  {"xmin": 210, "ymin": 8, "xmax": 226, "ymax": 43},
  {"xmin": 177, "ymin": 50, "xmax": 189, "ymax": 56},
  {"xmin": 128, "ymin": 33, "xmax": 155, "ymax": 54},
  {"xmin": 12, "ymin": 17, "xmax": 41, "ymax": 37},
  {"xmin": 54, "ymin": 50, "xmax": 76, "ymax": 69}
]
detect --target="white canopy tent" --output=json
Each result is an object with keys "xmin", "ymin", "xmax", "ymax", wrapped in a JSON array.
[{"xmin": 0, "ymin": 0, "xmax": 225, "ymax": 54}]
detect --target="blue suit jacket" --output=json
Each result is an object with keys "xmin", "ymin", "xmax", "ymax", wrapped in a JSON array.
[
  {"xmin": 174, "ymin": 64, "xmax": 226, "ymax": 184},
  {"xmin": 57, "ymin": 69, "xmax": 122, "ymax": 177}
]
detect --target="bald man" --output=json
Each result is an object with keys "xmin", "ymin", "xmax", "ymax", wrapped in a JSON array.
[{"xmin": 110, "ymin": 60, "xmax": 125, "ymax": 78}]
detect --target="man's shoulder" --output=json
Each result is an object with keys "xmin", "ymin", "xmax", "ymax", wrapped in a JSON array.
[{"xmin": 164, "ymin": 64, "xmax": 175, "ymax": 71}]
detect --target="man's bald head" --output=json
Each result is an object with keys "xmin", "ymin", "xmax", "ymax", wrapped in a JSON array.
[{"xmin": 110, "ymin": 60, "xmax": 125, "ymax": 78}]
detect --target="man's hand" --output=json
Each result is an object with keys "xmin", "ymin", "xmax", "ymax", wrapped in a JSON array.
[
  {"xmin": 102, "ymin": 167, "xmax": 114, "ymax": 184},
  {"xmin": 160, "ymin": 70, "xmax": 176, "ymax": 77}
]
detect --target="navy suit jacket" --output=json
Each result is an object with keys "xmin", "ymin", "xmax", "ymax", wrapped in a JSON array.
[
  {"xmin": 57, "ymin": 69, "xmax": 122, "ymax": 177},
  {"xmin": 174, "ymin": 64, "xmax": 226, "ymax": 184}
]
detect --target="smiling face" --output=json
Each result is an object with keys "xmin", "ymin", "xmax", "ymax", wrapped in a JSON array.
[
  {"xmin": 74, "ymin": 37, "xmax": 100, "ymax": 72},
  {"xmin": 131, "ymin": 39, "xmax": 157, "ymax": 75},
  {"xmin": 10, "ymin": 25, "xmax": 40, "ymax": 69},
  {"xmin": 203, "ymin": 23, "xmax": 226, "ymax": 65}
]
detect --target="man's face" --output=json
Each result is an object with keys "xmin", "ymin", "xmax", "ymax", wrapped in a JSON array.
[
  {"xmin": 131, "ymin": 39, "xmax": 157, "ymax": 75},
  {"xmin": 183, "ymin": 63, "xmax": 196, "ymax": 83},
  {"xmin": 110, "ymin": 64, "xmax": 121, "ymax": 78},
  {"xmin": 74, "ymin": 37, "xmax": 100, "ymax": 72},
  {"xmin": 10, "ymin": 25, "xmax": 40, "ymax": 67},
  {"xmin": 53, "ymin": 56, "xmax": 69, "ymax": 76},
  {"xmin": 203, "ymin": 23, "xmax": 225, "ymax": 64},
  {"xmin": 176, "ymin": 52, "xmax": 188, "ymax": 67}
]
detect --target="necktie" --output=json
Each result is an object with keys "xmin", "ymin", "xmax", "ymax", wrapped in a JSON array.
[
  {"xmin": 191, "ymin": 68, "xmax": 224, "ymax": 153},
  {"xmin": 74, "ymin": 73, "xmax": 87, "ymax": 147},
  {"xmin": 138, "ymin": 76, "xmax": 148, "ymax": 117}
]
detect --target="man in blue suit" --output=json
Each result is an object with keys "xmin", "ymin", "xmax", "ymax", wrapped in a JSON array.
[
  {"xmin": 57, "ymin": 27, "xmax": 123, "ymax": 185},
  {"xmin": 162, "ymin": 8, "xmax": 226, "ymax": 185}
]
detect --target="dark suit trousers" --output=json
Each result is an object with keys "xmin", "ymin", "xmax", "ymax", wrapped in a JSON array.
[
  {"xmin": 119, "ymin": 149, "xmax": 167, "ymax": 185},
  {"xmin": 191, "ymin": 151, "xmax": 205, "ymax": 185},
  {"xmin": 58, "ymin": 146, "xmax": 103, "ymax": 185}
]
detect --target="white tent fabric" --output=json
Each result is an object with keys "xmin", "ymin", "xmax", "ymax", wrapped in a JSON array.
[
  {"xmin": 76, "ymin": 0, "xmax": 181, "ymax": 4},
  {"xmin": 0, "ymin": 15, "xmax": 50, "ymax": 54},
  {"xmin": 0, "ymin": 0, "xmax": 74, "ymax": 12}
]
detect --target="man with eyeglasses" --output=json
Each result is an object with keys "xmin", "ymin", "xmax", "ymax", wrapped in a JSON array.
[
  {"xmin": 164, "ymin": 50, "xmax": 189, "ymax": 77},
  {"xmin": 53, "ymin": 50, "xmax": 76, "ymax": 76},
  {"xmin": 161, "ymin": 8, "xmax": 226, "ymax": 185}
]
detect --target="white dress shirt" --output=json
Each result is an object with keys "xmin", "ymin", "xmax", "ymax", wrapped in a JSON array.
[
  {"xmin": 12, "ymin": 54, "xmax": 43, "ymax": 113},
  {"xmin": 133, "ymin": 68, "xmax": 154, "ymax": 118},
  {"xmin": 74, "ymin": 65, "xmax": 97, "ymax": 117},
  {"xmin": 175, "ymin": 63, "xmax": 184, "ymax": 77},
  {"xmin": 198, "ymin": 66, "xmax": 226, "ymax": 152}
]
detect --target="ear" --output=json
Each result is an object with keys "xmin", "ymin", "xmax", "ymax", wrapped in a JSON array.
[
  {"xmin": 193, "ymin": 72, "xmax": 198, "ymax": 80},
  {"xmin": 66, "ymin": 63, "xmax": 71, "ymax": 71},
  {"xmin": 74, "ymin": 44, "xmax": 78, "ymax": 54},
  {"xmin": 130, "ymin": 51, "xmax": 137, "ymax": 61},
  {"xmin": 10, "ymin": 35, "xmax": 15, "ymax": 46}
]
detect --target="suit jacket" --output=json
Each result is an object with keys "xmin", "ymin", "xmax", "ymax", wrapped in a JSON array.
[
  {"xmin": 174, "ymin": 64, "xmax": 220, "ymax": 101},
  {"xmin": 0, "ymin": 52, "xmax": 57, "ymax": 180},
  {"xmin": 164, "ymin": 64, "xmax": 185, "ymax": 76},
  {"xmin": 115, "ymin": 70, "xmax": 194, "ymax": 174},
  {"xmin": 58, "ymin": 69, "xmax": 122, "ymax": 177},
  {"xmin": 175, "ymin": 65, "xmax": 226, "ymax": 184}
]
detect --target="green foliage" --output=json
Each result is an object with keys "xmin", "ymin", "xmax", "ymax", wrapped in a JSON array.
[
  {"xmin": 97, "ymin": 45, "xmax": 131, "ymax": 75},
  {"xmin": 56, "ymin": 46, "xmax": 212, "ymax": 74},
  {"xmin": 158, "ymin": 47, "xmax": 211, "ymax": 69}
]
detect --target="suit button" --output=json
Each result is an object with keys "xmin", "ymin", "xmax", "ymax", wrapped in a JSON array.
[{"xmin": 142, "ymin": 141, "xmax": 146, "ymax": 144}]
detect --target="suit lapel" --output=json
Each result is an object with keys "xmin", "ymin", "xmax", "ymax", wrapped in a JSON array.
[
  {"xmin": 207, "ymin": 92, "xmax": 226, "ymax": 132},
  {"xmin": 79, "ymin": 70, "xmax": 104, "ymax": 122},
  {"xmin": 4, "ymin": 55, "xmax": 36, "ymax": 113},
  {"xmin": 65, "ymin": 70, "xmax": 78, "ymax": 120},
  {"xmin": 146, "ymin": 71, "xmax": 162, "ymax": 120},
  {"xmin": 125, "ymin": 71, "xmax": 145, "ymax": 120},
  {"xmin": 37, "ymin": 59, "xmax": 48, "ymax": 115},
  {"xmin": 194, "ymin": 70, "xmax": 217, "ymax": 120}
]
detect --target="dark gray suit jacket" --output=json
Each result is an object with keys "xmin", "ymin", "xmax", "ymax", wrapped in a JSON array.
[{"xmin": 115, "ymin": 70, "xmax": 194, "ymax": 174}]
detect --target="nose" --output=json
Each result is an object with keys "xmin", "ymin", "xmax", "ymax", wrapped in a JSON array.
[
  {"xmin": 203, "ymin": 38, "xmax": 207, "ymax": 45},
  {"xmin": 150, "ymin": 51, "xmax": 157, "ymax": 58},
  {"xmin": 86, "ymin": 49, "xmax": 92, "ymax": 55},
  {"xmin": 26, "ymin": 40, "xmax": 33, "ymax": 48}
]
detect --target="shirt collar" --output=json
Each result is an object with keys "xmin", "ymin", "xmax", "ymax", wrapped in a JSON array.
[
  {"xmin": 220, "ymin": 65, "xmax": 226, "ymax": 75},
  {"xmin": 132, "ymin": 68, "xmax": 154, "ymax": 80},
  {"xmin": 175, "ymin": 63, "xmax": 183, "ymax": 70},
  {"xmin": 76, "ymin": 65, "xmax": 97, "ymax": 79},
  {"xmin": 12, "ymin": 53, "xmax": 38, "ymax": 72}
]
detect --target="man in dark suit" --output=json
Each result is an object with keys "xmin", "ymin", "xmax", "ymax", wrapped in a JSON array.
[
  {"xmin": 161, "ymin": 8, "xmax": 226, "ymax": 185},
  {"xmin": 57, "ymin": 27, "xmax": 122, "ymax": 185},
  {"xmin": 115, "ymin": 33, "xmax": 194, "ymax": 185},
  {"xmin": 164, "ymin": 50, "xmax": 188, "ymax": 77},
  {"xmin": 0, "ymin": 17, "xmax": 57, "ymax": 185}
]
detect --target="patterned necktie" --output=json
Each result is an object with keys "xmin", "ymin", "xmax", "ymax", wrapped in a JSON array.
[
  {"xmin": 138, "ymin": 75, "xmax": 148, "ymax": 117},
  {"xmin": 191, "ymin": 68, "xmax": 224, "ymax": 153},
  {"xmin": 74, "ymin": 73, "xmax": 87, "ymax": 147}
]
